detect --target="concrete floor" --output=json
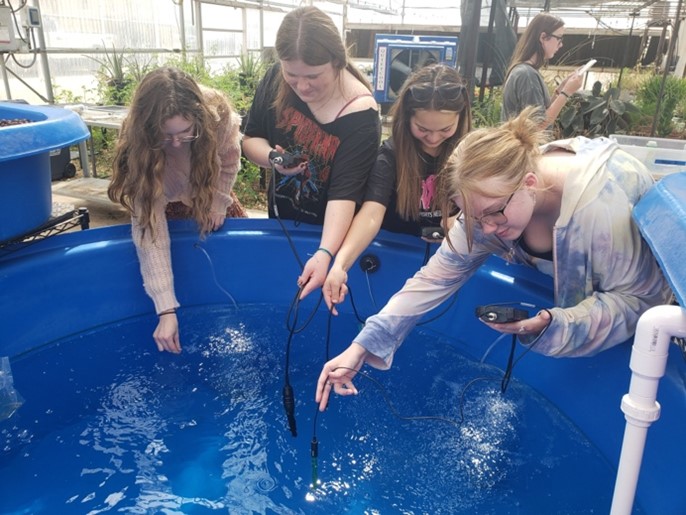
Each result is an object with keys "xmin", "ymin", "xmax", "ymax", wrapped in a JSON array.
[
  {"xmin": 51, "ymin": 177, "xmax": 266, "ymax": 230},
  {"xmin": 52, "ymin": 178, "xmax": 129, "ymax": 228}
]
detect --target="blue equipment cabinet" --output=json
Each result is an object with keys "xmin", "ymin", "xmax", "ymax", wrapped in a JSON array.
[{"xmin": 372, "ymin": 34, "xmax": 459, "ymax": 105}]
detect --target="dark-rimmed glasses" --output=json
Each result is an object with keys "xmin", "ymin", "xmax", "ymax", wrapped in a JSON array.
[
  {"xmin": 469, "ymin": 191, "xmax": 516, "ymax": 227},
  {"xmin": 547, "ymin": 33, "xmax": 564, "ymax": 43},
  {"xmin": 408, "ymin": 82, "xmax": 465, "ymax": 103}
]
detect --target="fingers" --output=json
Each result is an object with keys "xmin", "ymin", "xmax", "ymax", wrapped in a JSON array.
[
  {"xmin": 298, "ymin": 256, "xmax": 327, "ymax": 299},
  {"xmin": 213, "ymin": 216, "xmax": 225, "ymax": 231},
  {"xmin": 155, "ymin": 337, "xmax": 182, "ymax": 354},
  {"xmin": 315, "ymin": 347, "xmax": 367, "ymax": 411},
  {"xmin": 153, "ymin": 316, "xmax": 182, "ymax": 354},
  {"xmin": 481, "ymin": 313, "xmax": 547, "ymax": 336},
  {"xmin": 299, "ymin": 277, "xmax": 320, "ymax": 299},
  {"xmin": 324, "ymin": 269, "xmax": 348, "ymax": 314},
  {"xmin": 333, "ymin": 381, "xmax": 358, "ymax": 396},
  {"xmin": 316, "ymin": 366, "xmax": 332, "ymax": 405},
  {"xmin": 324, "ymin": 281, "xmax": 347, "ymax": 316},
  {"xmin": 170, "ymin": 334, "xmax": 182, "ymax": 354},
  {"xmin": 316, "ymin": 377, "xmax": 358, "ymax": 412}
]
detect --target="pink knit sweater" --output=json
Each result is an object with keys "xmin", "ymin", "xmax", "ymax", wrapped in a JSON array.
[{"xmin": 130, "ymin": 93, "xmax": 242, "ymax": 314}]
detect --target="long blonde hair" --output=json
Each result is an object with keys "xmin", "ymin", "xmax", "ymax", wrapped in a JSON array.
[
  {"xmin": 443, "ymin": 106, "xmax": 549, "ymax": 250},
  {"xmin": 109, "ymin": 67, "xmax": 232, "ymax": 239}
]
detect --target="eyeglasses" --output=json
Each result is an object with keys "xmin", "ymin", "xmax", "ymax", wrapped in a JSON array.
[
  {"xmin": 408, "ymin": 82, "xmax": 465, "ymax": 103},
  {"xmin": 157, "ymin": 127, "xmax": 199, "ymax": 147},
  {"xmin": 471, "ymin": 191, "xmax": 516, "ymax": 227},
  {"xmin": 159, "ymin": 133, "xmax": 198, "ymax": 145},
  {"xmin": 547, "ymin": 33, "xmax": 564, "ymax": 43}
]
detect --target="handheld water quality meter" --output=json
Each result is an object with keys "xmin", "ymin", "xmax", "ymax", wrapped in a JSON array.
[
  {"xmin": 269, "ymin": 150, "xmax": 307, "ymax": 169},
  {"xmin": 421, "ymin": 227, "xmax": 445, "ymax": 239},
  {"xmin": 475, "ymin": 304, "xmax": 529, "ymax": 323}
]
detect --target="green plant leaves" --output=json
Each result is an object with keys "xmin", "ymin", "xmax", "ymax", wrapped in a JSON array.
[{"xmin": 554, "ymin": 87, "xmax": 639, "ymax": 138}]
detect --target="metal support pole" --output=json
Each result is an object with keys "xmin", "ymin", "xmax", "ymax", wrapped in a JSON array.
[
  {"xmin": 617, "ymin": 12, "xmax": 638, "ymax": 93},
  {"xmin": 194, "ymin": 0, "xmax": 203, "ymax": 58},
  {"xmin": 0, "ymin": 53, "xmax": 11, "ymax": 99},
  {"xmin": 459, "ymin": 0, "xmax": 483, "ymax": 100},
  {"xmin": 478, "ymin": 0, "xmax": 498, "ymax": 102},
  {"xmin": 29, "ymin": 0, "xmax": 54, "ymax": 103},
  {"xmin": 179, "ymin": 0, "xmax": 186, "ymax": 58},
  {"xmin": 651, "ymin": 0, "xmax": 684, "ymax": 136},
  {"xmin": 242, "ymin": 7, "xmax": 248, "ymax": 54}
]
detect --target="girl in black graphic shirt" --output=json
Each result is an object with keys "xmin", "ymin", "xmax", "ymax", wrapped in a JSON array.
[{"xmin": 242, "ymin": 6, "xmax": 380, "ymax": 300}]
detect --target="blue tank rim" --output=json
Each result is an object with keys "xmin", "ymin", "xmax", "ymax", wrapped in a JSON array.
[{"xmin": 0, "ymin": 101, "xmax": 90, "ymax": 162}]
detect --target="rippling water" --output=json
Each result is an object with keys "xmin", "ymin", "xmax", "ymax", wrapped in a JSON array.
[{"xmin": 0, "ymin": 305, "xmax": 620, "ymax": 514}]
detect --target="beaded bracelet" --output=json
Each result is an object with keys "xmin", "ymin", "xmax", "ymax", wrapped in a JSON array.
[{"xmin": 316, "ymin": 247, "xmax": 334, "ymax": 259}]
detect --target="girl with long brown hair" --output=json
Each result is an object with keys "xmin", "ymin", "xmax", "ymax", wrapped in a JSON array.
[
  {"xmin": 501, "ymin": 12, "xmax": 583, "ymax": 126},
  {"xmin": 109, "ymin": 67, "xmax": 245, "ymax": 354},
  {"xmin": 323, "ymin": 64, "xmax": 472, "ymax": 313}
]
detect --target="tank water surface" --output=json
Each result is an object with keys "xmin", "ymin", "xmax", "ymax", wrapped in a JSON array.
[{"xmin": 1, "ymin": 305, "xmax": 621, "ymax": 514}]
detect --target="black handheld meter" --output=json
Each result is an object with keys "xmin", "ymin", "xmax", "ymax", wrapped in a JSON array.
[{"xmin": 475, "ymin": 305, "xmax": 529, "ymax": 323}]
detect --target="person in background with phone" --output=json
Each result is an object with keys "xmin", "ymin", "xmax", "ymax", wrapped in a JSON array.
[
  {"xmin": 108, "ymin": 67, "xmax": 246, "ymax": 354},
  {"xmin": 242, "ymin": 6, "xmax": 380, "ymax": 299},
  {"xmin": 322, "ymin": 64, "xmax": 472, "ymax": 314},
  {"xmin": 315, "ymin": 107, "xmax": 671, "ymax": 409},
  {"xmin": 501, "ymin": 12, "xmax": 584, "ymax": 127}
]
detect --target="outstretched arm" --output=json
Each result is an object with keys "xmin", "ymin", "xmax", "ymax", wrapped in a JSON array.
[
  {"xmin": 323, "ymin": 201, "xmax": 386, "ymax": 313},
  {"xmin": 298, "ymin": 199, "xmax": 357, "ymax": 299}
]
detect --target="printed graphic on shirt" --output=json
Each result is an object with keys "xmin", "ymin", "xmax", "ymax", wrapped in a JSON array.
[
  {"xmin": 275, "ymin": 107, "xmax": 340, "ymax": 219},
  {"xmin": 420, "ymin": 174, "xmax": 437, "ymax": 211}
]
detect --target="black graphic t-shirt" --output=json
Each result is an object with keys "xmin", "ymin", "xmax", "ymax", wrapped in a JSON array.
[
  {"xmin": 243, "ymin": 64, "xmax": 381, "ymax": 225},
  {"xmin": 363, "ymin": 138, "xmax": 446, "ymax": 236}
]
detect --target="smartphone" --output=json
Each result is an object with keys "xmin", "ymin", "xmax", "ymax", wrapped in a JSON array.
[
  {"xmin": 577, "ymin": 59, "xmax": 597, "ymax": 75},
  {"xmin": 475, "ymin": 305, "xmax": 529, "ymax": 323},
  {"xmin": 421, "ymin": 227, "xmax": 445, "ymax": 239}
]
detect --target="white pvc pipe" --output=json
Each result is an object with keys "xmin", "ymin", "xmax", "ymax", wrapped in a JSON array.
[{"xmin": 611, "ymin": 305, "xmax": 686, "ymax": 515}]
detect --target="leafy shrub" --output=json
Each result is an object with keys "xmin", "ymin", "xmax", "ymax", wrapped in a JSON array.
[
  {"xmin": 556, "ymin": 87, "xmax": 640, "ymax": 138},
  {"xmin": 471, "ymin": 88, "xmax": 502, "ymax": 128},
  {"xmin": 635, "ymin": 75, "xmax": 686, "ymax": 137}
]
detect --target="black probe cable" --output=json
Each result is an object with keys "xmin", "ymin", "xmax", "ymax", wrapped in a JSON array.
[
  {"xmin": 270, "ymin": 160, "xmax": 331, "ymax": 440},
  {"xmin": 331, "ymin": 366, "xmax": 463, "ymax": 428},
  {"xmin": 309, "ymin": 303, "xmax": 334, "ymax": 490}
]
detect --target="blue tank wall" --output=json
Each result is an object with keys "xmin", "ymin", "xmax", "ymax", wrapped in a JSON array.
[{"xmin": 0, "ymin": 218, "xmax": 684, "ymax": 514}]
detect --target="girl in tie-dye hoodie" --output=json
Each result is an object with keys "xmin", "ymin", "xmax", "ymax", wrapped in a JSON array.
[{"xmin": 315, "ymin": 107, "xmax": 672, "ymax": 409}]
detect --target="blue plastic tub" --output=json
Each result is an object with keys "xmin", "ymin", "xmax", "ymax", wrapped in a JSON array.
[
  {"xmin": 0, "ymin": 219, "xmax": 684, "ymax": 513},
  {"xmin": 0, "ymin": 102, "xmax": 89, "ymax": 242}
]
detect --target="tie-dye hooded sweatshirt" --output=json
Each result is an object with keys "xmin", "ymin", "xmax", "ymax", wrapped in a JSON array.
[{"xmin": 356, "ymin": 136, "xmax": 672, "ymax": 364}]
